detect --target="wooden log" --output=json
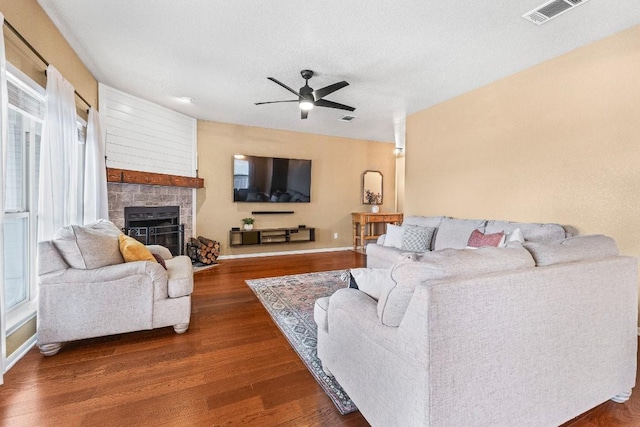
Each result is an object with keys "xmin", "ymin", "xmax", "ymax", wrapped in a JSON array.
[
  {"xmin": 212, "ymin": 242, "xmax": 221, "ymax": 258},
  {"xmin": 198, "ymin": 236, "xmax": 215, "ymax": 248},
  {"xmin": 188, "ymin": 236, "xmax": 220, "ymax": 264},
  {"xmin": 189, "ymin": 237, "xmax": 204, "ymax": 247}
]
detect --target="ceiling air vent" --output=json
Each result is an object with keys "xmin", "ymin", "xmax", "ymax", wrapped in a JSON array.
[
  {"xmin": 338, "ymin": 115, "xmax": 357, "ymax": 122},
  {"xmin": 523, "ymin": 0, "xmax": 589, "ymax": 25}
]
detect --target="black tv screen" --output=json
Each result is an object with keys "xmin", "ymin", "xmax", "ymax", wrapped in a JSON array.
[{"xmin": 233, "ymin": 155, "xmax": 312, "ymax": 202}]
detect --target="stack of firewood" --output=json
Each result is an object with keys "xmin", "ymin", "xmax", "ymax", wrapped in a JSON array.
[{"xmin": 186, "ymin": 236, "xmax": 220, "ymax": 265}]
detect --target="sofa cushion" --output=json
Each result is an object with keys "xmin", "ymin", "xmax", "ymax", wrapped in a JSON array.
[
  {"xmin": 523, "ymin": 235, "xmax": 618, "ymax": 266},
  {"xmin": 377, "ymin": 246, "xmax": 535, "ymax": 326},
  {"xmin": 52, "ymin": 219, "xmax": 124, "ymax": 270},
  {"xmin": 401, "ymin": 225, "xmax": 435, "ymax": 252},
  {"xmin": 403, "ymin": 215, "xmax": 445, "ymax": 229},
  {"xmin": 119, "ymin": 234, "xmax": 156, "ymax": 263},
  {"xmin": 485, "ymin": 220, "xmax": 567, "ymax": 243},
  {"xmin": 433, "ymin": 218, "xmax": 487, "ymax": 251}
]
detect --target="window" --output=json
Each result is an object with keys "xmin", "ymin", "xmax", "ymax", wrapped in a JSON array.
[
  {"xmin": 3, "ymin": 66, "xmax": 44, "ymax": 313},
  {"xmin": 234, "ymin": 158, "xmax": 249, "ymax": 189},
  {"xmin": 3, "ymin": 64, "xmax": 88, "ymax": 316}
]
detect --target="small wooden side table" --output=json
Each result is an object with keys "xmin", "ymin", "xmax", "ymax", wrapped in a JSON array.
[{"xmin": 351, "ymin": 212, "xmax": 403, "ymax": 253}]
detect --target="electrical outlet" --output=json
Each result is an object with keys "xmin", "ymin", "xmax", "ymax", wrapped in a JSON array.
[{"xmin": 333, "ymin": 232, "xmax": 338, "ymax": 239}]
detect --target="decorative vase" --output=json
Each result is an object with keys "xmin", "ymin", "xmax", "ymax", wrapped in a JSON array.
[
  {"xmin": 243, "ymin": 224, "xmax": 253, "ymax": 231},
  {"xmin": 371, "ymin": 204, "xmax": 380, "ymax": 213}
]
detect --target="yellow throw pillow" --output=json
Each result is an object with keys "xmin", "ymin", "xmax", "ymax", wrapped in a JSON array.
[{"xmin": 118, "ymin": 234, "xmax": 157, "ymax": 263}]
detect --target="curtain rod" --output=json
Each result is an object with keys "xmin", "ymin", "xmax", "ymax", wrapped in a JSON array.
[{"xmin": 3, "ymin": 19, "xmax": 93, "ymax": 110}]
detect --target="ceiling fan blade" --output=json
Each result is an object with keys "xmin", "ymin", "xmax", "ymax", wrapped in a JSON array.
[
  {"xmin": 254, "ymin": 100, "xmax": 298, "ymax": 105},
  {"xmin": 313, "ymin": 81, "xmax": 349, "ymax": 101},
  {"xmin": 268, "ymin": 77, "xmax": 302, "ymax": 97},
  {"xmin": 314, "ymin": 99, "xmax": 355, "ymax": 112},
  {"xmin": 301, "ymin": 109, "xmax": 308, "ymax": 120}
]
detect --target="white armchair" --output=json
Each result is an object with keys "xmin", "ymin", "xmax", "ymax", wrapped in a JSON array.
[{"xmin": 37, "ymin": 220, "xmax": 193, "ymax": 356}]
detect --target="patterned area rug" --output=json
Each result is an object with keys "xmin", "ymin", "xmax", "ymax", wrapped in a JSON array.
[{"xmin": 246, "ymin": 270, "xmax": 358, "ymax": 415}]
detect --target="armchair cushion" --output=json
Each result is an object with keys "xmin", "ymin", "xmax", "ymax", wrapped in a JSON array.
[
  {"xmin": 52, "ymin": 219, "xmax": 124, "ymax": 269},
  {"xmin": 39, "ymin": 259, "xmax": 167, "ymax": 286}
]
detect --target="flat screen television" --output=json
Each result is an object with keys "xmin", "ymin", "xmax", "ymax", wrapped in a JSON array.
[{"xmin": 233, "ymin": 154, "xmax": 312, "ymax": 202}]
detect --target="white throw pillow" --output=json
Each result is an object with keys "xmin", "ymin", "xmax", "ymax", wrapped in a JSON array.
[
  {"xmin": 350, "ymin": 268, "xmax": 394, "ymax": 301},
  {"xmin": 504, "ymin": 228, "xmax": 525, "ymax": 245},
  {"xmin": 383, "ymin": 224, "xmax": 403, "ymax": 249}
]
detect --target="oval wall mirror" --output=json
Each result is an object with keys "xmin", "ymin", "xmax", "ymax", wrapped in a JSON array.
[{"xmin": 362, "ymin": 170, "xmax": 383, "ymax": 204}]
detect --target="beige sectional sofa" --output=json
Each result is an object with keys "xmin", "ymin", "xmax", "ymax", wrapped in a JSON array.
[
  {"xmin": 37, "ymin": 220, "xmax": 194, "ymax": 356},
  {"xmin": 366, "ymin": 215, "xmax": 570, "ymax": 268},
  {"xmin": 316, "ymin": 231, "xmax": 638, "ymax": 426}
]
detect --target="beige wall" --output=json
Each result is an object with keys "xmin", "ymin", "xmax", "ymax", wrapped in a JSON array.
[
  {"xmin": 406, "ymin": 25, "xmax": 640, "ymax": 320},
  {"xmin": 0, "ymin": 0, "xmax": 98, "ymax": 113},
  {"xmin": 196, "ymin": 120, "xmax": 396, "ymax": 255}
]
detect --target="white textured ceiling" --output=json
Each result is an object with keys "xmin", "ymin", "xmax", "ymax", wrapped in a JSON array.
[{"xmin": 37, "ymin": 1, "xmax": 640, "ymax": 143}]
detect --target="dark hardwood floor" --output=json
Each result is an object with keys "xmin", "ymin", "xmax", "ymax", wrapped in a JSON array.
[{"xmin": 0, "ymin": 251, "xmax": 638, "ymax": 426}]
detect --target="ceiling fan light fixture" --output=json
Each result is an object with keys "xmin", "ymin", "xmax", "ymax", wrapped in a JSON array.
[
  {"xmin": 257, "ymin": 70, "xmax": 353, "ymax": 119},
  {"xmin": 299, "ymin": 99, "xmax": 314, "ymax": 111}
]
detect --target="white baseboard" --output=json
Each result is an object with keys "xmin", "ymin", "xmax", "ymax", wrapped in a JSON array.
[{"xmin": 218, "ymin": 246, "xmax": 353, "ymax": 260}]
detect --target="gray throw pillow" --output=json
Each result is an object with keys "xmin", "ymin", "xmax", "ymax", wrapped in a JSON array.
[
  {"xmin": 52, "ymin": 219, "xmax": 124, "ymax": 269},
  {"xmin": 401, "ymin": 225, "xmax": 435, "ymax": 252}
]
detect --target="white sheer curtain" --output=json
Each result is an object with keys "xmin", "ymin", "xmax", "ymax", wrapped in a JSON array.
[
  {"xmin": 83, "ymin": 107, "xmax": 108, "ymax": 223},
  {"xmin": 0, "ymin": 12, "xmax": 9, "ymax": 384},
  {"xmin": 38, "ymin": 65, "xmax": 82, "ymax": 241}
]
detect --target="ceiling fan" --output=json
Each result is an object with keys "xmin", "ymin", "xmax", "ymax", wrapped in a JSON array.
[{"xmin": 255, "ymin": 69, "xmax": 355, "ymax": 119}]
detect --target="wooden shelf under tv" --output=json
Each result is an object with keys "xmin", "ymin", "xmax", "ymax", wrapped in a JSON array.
[{"xmin": 229, "ymin": 227, "xmax": 316, "ymax": 247}]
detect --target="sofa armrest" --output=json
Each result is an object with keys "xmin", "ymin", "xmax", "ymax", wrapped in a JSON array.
[{"xmin": 328, "ymin": 288, "xmax": 399, "ymax": 353}]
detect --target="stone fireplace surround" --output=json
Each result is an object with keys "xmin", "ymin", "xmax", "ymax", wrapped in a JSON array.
[
  {"xmin": 107, "ymin": 183, "xmax": 194, "ymax": 244},
  {"xmin": 106, "ymin": 168, "xmax": 203, "ymax": 249}
]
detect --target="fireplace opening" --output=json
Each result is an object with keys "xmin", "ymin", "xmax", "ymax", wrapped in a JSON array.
[{"xmin": 124, "ymin": 206, "xmax": 184, "ymax": 256}]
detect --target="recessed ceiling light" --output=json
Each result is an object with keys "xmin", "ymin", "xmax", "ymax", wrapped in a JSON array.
[{"xmin": 177, "ymin": 96, "xmax": 194, "ymax": 104}]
